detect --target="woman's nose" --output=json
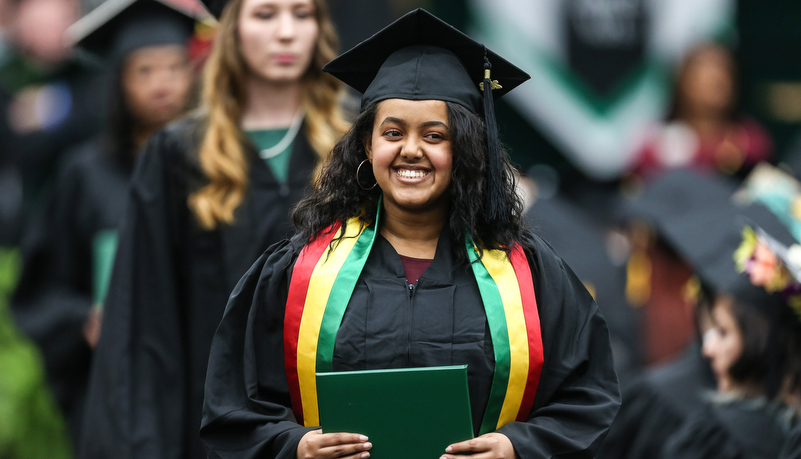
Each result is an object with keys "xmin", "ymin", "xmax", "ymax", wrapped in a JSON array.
[
  {"xmin": 399, "ymin": 136, "xmax": 423, "ymax": 159},
  {"xmin": 701, "ymin": 328, "xmax": 718, "ymax": 358},
  {"xmin": 277, "ymin": 12, "xmax": 297, "ymax": 40}
]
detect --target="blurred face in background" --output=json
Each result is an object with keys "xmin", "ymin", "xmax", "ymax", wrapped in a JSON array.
[
  {"xmin": 678, "ymin": 44, "xmax": 736, "ymax": 119},
  {"xmin": 237, "ymin": 0, "xmax": 319, "ymax": 84},
  {"xmin": 11, "ymin": 0, "xmax": 78, "ymax": 65},
  {"xmin": 122, "ymin": 44, "xmax": 192, "ymax": 131},
  {"xmin": 702, "ymin": 295, "xmax": 744, "ymax": 393}
]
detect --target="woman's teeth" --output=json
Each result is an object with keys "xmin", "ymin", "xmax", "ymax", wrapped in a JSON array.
[{"xmin": 397, "ymin": 169, "xmax": 428, "ymax": 179}]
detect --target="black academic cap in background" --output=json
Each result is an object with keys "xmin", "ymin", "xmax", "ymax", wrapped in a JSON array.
[
  {"xmin": 323, "ymin": 8, "xmax": 530, "ymax": 221},
  {"xmin": 66, "ymin": 0, "xmax": 198, "ymax": 62},
  {"xmin": 623, "ymin": 169, "xmax": 738, "ymax": 275},
  {"xmin": 624, "ymin": 169, "xmax": 788, "ymax": 313}
]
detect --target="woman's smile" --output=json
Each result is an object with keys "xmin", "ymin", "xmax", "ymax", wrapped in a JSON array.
[{"xmin": 394, "ymin": 166, "xmax": 432, "ymax": 181}]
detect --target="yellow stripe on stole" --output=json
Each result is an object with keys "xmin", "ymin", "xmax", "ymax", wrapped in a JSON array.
[
  {"xmin": 481, "ymin": 249, "xmax": 530, "ymax": 428},
  {"xmin": 296, "ymin": 220, "xmax": 363, "ymax": 426}
]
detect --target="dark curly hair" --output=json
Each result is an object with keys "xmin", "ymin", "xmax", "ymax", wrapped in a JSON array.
[{"xmin": 290, "ymin": 100, "xmax": 531, "ymax": 265}]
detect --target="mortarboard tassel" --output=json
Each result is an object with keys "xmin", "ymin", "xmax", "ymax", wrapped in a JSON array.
[{"xmin": 482, "ymin": 49, "xmax": 506, "ymax": 221}]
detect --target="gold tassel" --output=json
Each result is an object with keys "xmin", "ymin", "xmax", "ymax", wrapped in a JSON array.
[
  {"xmin": 626, "ymin": 249, "xmax": 652, "ymax": 307},
  {"xmin": 479, "ymin": 68, "xmax": 502, "ymax": 91}
]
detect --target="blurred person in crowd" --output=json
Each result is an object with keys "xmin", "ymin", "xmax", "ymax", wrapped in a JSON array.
[
  {"xmin": 9, "ymin": 0, "xmax": 196, "ymax": 449},
  {"xmin": 80, "ymin": 0, "xmax": 347, "ymax": 457},
  {"xmin": 601, "ymin": 169, "xmax": 800, "ymax": 458},
  {"xmin": 0, "ymin": 0, "xmax": 103, "ymax": 245},
  {"xmin": 621, "ymin": 177, "xmax": 707, "ymax": 366},
  {"xmin": 662, "ymin": 221, "xmax": 801, "ymax": 458},
  {"xmin": 598, "ymin": 170, "xmax": 723, "ymax": 459},
  {"xmin": 632, "ymin": 43, "xmax": 772, "ymax": 181},
  {"xmin": 524, "ymin": 189, "xmax": 642, "ymax": 376}
]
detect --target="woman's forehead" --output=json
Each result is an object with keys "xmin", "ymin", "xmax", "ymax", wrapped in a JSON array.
[
  {"xmin": 243, "ymin": 0, "xmax": 313, "ymax": 9},
  {"xmin": 375, "ymin": 99, "xmax": 449, "ymax": 121}
]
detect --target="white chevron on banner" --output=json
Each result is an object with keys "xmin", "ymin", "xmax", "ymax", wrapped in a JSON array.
[{"xmin": 468, "ymin": 0, "xmax": 736, "ymax": 180}]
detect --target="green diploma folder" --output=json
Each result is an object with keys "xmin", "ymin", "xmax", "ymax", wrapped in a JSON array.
[{"xmin": 316, "ymin": 365, "xmax": 474, "ymax": 459}]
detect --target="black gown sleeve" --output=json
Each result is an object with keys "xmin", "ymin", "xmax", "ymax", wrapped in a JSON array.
[
  {"xmin": 201, "ymin": 239, "xmax": 316, "ymax": 459},
  {"xmin": 495, "ymin": 235, "xmax": 621, "ymax": 458},
  {"xmin": 80, "ymin": 131, "xmax": 187, "ymax": 458}
]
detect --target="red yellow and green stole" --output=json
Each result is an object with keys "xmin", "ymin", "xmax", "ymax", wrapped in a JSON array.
[{"xmin": 283, "ymin": 216, "xmax": 544, "ymax": 434}]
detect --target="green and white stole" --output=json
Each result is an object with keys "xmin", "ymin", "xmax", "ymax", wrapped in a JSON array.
[{"xmin": 283, "ymin": 214, "xmax": 544, "ymax": 434}]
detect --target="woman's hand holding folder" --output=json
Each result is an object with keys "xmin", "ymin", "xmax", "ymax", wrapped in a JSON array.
[
  {"xmin": 297, "ymin": 430, "xmax": 372, "ymax": 459},
  {"xmin": 441, "ymin": 432, "xmax": 515, "ymax": 459}
]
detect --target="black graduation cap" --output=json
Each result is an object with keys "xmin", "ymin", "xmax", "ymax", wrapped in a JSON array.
[
  {"xmin": 323, "ymin": 8, "xmax": 530, "ymax": 221},
  {"xmin": 66, "ymin": 0, "xmax": 197, "ymax": 62},
  {"xmin": 624, "ymin": 169, "xmax": 788, "ymax": 313}
]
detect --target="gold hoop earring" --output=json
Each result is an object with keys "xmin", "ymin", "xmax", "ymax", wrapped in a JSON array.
[{"xmin": 356, "ymin": 159, "xmax": 378, "ymax": 190}]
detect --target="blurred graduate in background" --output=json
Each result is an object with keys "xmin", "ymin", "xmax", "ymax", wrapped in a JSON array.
[
  {"xmin": 10, "ymin": 0, "xmax": 197, "ymax": 450},
  {"xmin": 662, "ymin": 212, "xmax": 801, "ymax": 458},
  {"xmin": 80, "ymin": 0, "xmax": 348, "ymax": 456},
  {"xmin": 0, "ymin": 0, "xmax": 103, "ymax": 245},
  {"xmin": 524, "ymin": 191, "xmax": 641, "ymax": 376},
  {"xmin": 631, "ymin": 43, "xmax": 773, "ymax": 181},
  {"xmin": 600, "ymin": 169, "xmax": 801, "ymax": 458}
]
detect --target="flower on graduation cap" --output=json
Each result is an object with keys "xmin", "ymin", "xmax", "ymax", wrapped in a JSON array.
[{"xmin": 735, "ymin": 226, "xmax": 801, "ymax": 322}]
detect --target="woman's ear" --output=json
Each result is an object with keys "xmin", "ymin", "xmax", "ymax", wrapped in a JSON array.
[{"xmin": 364, "ymin": 140, "xmax": 372, "ymax": 161}]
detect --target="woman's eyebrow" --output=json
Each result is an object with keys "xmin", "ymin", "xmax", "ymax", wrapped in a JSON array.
[
  {"xmin": 420, "ymin": 121, "xmax": 448, "ymax": 130},
  {"xmin": 379, "ymin": 117, "xmax": 406, "ymax": 127},
  {"xmin": 379, "ymin": 118, "xmax": 448, "ymax": 130}
]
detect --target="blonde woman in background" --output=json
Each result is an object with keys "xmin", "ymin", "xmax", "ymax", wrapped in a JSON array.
[{"xmin": 81, "ymin": 0, "xmax": 347, "ymax": 457}]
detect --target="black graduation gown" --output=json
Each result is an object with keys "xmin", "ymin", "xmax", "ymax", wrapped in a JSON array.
[
  {"xmin": 11, "ymin": 137, "xmax": 131, "ymax": 445},
  {"xmin": 596, "ymin": 344, "xmax": 716, "ymax": 459},
  {"xmin": 661, "ymin": 398, "xmax": 791, "ymax": 459},
  {"xmin": 80, "ymin": 117, "xmax": 319, "ymax": 459},
  {"xmin": 200, "ymin": 228, "xmax": 621, "ymax": 458}
]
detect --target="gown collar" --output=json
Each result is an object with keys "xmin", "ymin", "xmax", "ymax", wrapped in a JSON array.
[{"xmin": 371, "ymin": 204, "xmax": 462, "ymax": 283}]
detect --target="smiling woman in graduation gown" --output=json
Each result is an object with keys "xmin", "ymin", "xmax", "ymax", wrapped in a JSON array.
[
  {"xmin": 201, "ymin": 9, "xmax": 620, "ymax": 459},
  {"xmin": 203, "ymin": 225, "xmax": 620, "ymax": 457},
  {"xmin": 80, "ymin": 0, "xmax": 347, "ymax": 457}
]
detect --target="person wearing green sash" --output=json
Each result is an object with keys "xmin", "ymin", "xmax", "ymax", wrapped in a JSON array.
[{"xmin": 201, "ymin": 9, "xmax": 620, "ymax": 459}]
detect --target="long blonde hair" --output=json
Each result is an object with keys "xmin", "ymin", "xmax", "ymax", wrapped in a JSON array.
[{"xmin": 189, "ymin": 0, "xmax": 347, "ymax": 230}]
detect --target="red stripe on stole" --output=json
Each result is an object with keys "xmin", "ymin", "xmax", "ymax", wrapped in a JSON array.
[
  {"xmin": 510, "ymin": 244, "xmax": 544, "ymax": 421},
  {"xmin": 283, "ymin": 224, "xmax": 340, "ymax": 424}
]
